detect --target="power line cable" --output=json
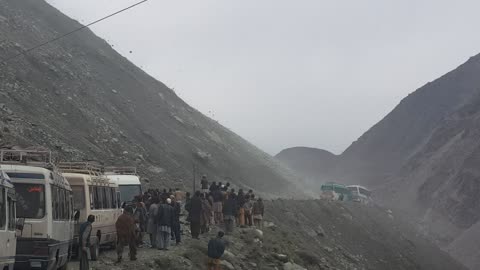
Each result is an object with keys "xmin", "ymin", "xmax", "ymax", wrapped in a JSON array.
[{"xmin": 1, "ymin": 0, "xmax": 148, "ymax": 63}]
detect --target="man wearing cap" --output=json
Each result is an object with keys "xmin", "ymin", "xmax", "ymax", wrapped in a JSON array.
[{"xmin": 157, "ymin": 198, "xmax": 175, "ymax": 250}]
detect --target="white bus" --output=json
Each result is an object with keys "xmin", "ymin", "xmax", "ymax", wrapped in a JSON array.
[
  {"xmin": 0, "ymin": 150, "xmax": 73, "ymax": 270},
  {"xmin": 347, "ymin": 185, "xmax": 372, "ymax": 204},
  {"xmin": 105, "ymin": 167, "xmax": 142, "ymax": 207},
  {"xmin": 58, "ymin": 162, "xmax": 122, "ymax": 260},
  {"xmin": 0, "ymin": 170, "xmax": 16, "ymax": 270}
]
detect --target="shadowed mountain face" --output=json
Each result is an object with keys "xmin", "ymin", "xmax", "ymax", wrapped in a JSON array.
[
  {"xmin": 0, "ymin": 0, "xmax": 303, "ymax": 197},
  {"xmin": 276, "ymin": 54, "xmax": 480, "ymax": 269}
]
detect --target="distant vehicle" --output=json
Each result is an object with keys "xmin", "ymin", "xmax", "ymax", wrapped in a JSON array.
[
  {"xmin": 320, "ymin": 182, "xmax": 352, "ymax": 201},
  {"xmin": 58, "ymin": 162, "xmax": 122, "ymax": 260},
  {"xmin": 0, "ymin": 150, "xmax": 73, "ymax": 270},
  {"xmin": 104, "ymin": 167, "xmax": 142, "ymax": 206},
  {"xmin": 0, "ymin": 169, "xmax": 17, "ymax": 270},
  {"xmin": 347, "ymin": 185, "xmax": 372, "ymax": 204}
]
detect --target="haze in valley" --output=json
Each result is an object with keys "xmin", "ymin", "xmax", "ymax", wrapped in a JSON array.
[{"xmin": 47, "ymin": 0, "xmax": 480, "ymax": 155}]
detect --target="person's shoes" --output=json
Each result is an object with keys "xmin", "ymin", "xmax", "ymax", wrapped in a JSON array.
[
  {"xmin": 116, "ymin": 257, "xmax": 122, "ymax": 263},
  {"xmin": 130, "ymin": 257, "xmax": 137, "ymax": 261}
]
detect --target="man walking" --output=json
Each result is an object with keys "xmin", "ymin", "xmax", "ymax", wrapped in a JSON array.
[
  {"xmin": 207, "ymin": 231, "xmax": 226, "ymax": 270},
  {"xmin": 79, "ymin": 215, "xmax": 95, "ymax": 270},
  {"xmin": 170, "ymin": 195, "xmax": 182, "ymax": 245},
  {"xmin": 116, "ymin": 206, "xmax": 137, "ymax": 262},
  {"xmin": 223, "ymin": 193, "xmax": 237, "ymax": 234}
]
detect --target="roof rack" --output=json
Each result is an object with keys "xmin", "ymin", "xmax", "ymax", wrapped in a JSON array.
[
  {"xmin": 104, "ymin": 166, "xmax": 137, "ymax": 175},
  {"xmin": 58, "ymin": 162, "xmax": 104, "ymax": 176},
  {"xmin": 0, "ymin": 149, "xmax": 54, "ymax": 169}
]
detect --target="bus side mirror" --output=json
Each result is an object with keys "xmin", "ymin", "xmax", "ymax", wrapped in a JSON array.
[
  {"xmin": 16, "ymin": 218, "xmax": 25, "ymax": 231},
  {"xmin": 74, "ymin": 210, "xmax": 80, "ymax": 222}
]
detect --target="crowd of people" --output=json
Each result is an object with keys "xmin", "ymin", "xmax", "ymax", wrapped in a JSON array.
[{"xmin": 79, "ymin": 176, "xmax": 264, "ymax": 269}]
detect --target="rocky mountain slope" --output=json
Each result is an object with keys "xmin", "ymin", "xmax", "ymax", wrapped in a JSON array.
[
  {"xmin": 276, "ymin": 54, "xmax": 480, "ymax": 269},
  {"xmin": 70, "ymin": 200, "xmax": 467, "ymax": 270},
  {"xmin": 0, "ymin": 0, "xmax": 303, "ymax": 196}
]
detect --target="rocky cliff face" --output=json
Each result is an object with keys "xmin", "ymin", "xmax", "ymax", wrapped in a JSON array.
[
  {"xmin": 0, "ymin": 0, "xmax": 302, "ymax": 197},
  {"xmin": 276, "ymin": 54, "xmax": 480, "ymax": 268}
]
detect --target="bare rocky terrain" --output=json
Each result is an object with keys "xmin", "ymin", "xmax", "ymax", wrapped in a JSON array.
[
  {"xmin": 0, "ymin": 0, "xmax": 471, "ymax": 269},
  {"xmin": 276, "ymin": 55, "xmax": 480, "ymax": 269},
  {"xmin": 0, "ymin": 0, "xmax": 303, "ymax": 197},
  {"xmin": 69, "ymin": 200, "xmax": 466, "ymax": 270}
]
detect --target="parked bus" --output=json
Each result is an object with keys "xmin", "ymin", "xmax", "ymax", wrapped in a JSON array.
[
  {"xmin": 347, "ymin": 185, "xmax": 372, "ymax": 204},
  {"xmin": 320, "ymin": 182, "xmax": 352, "ymax": 201},
  {"xmin": 0, "ymin": 150, "xmax": 73, "ymax": 270},
  {"xmin": 104, "ymin": 167, "xmax": 142, "ymax": 206},
  {"xmin": 58, "ymin": 162, "xmax": 121, "ymax": 260},
  {"xmin": 0, "ymin": 170, "xmax": 17, "ymax": 270}
]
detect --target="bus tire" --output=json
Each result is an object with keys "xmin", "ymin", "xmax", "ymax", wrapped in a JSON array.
[
  {"xmin": 90, "ymin": 240, "xmax": 100, "ymax": 261},
  {"xmin": 58, "ymin": 262, "xmax": 68, "ymax": 270}
]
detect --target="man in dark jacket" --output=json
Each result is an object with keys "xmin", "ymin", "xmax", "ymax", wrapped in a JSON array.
[
  {"xmin": 79, "ymin": 215, "xmax": 95, "ymax": 270},
  {"xmin": 201, "ymin": 175, "xmax": 209, "ymax": 194},
  {"xmin": 223, "ymin": 193, "xmax": 237, "ymax": 234},
  {"xmin": 116, "ymin": 207, "xmax": 137, "ymax": 262},
  {"xmin": 207, "ymin": 231, "xmax": 226, "ymax": 270},
  {"xmin": 156, "ymin": 198, "xmax": 175, "ymax": 250},
  {"xmin": 189, "ymin": 191, "xmax": 203, "ymax": 239}
]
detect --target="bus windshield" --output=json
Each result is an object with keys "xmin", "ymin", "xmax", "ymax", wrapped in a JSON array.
[
  {"xmin": 15, "ymin": 183, "xmax": 46, "ymax": 219},
  {"xmin": 72, "ymin": 186, "xmax": 86, "ymax": 210},
  {"xmin": 119, "ymin": 185, "xmax": 141, "ymax": 202}
]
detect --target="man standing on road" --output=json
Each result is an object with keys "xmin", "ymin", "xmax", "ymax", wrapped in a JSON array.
[
  {"xmin": 116, "ymin": 206, "xmax": 137, "ymax": 262},
  {"xmin": 201, "ymin": 175, "xmax": 209, "ymax": 194},
  {"xmin": 157, "ymin": 198, "xmax": 175, "ymax": 250},
  {"xmin": 189, "ymin": 191, "xmax": 203, "ymax": 239},
  {"xmin": 79, "ymin": 215, "xmax": 95, "ymax": 270},
  {"xmin": 207, "ymin": 231, "xmax": 226, "ymax": 270},
  {"xmin": 223, "ymin": 192, "xmax": 237, "ymax": 234},
  {"xmin": 170, "ymin": 195, "xmax": 182, "ymax": 245},
  {"xmin": 146, "ymin": 197, "xmax": 159, "ymax": 248},
  {"xmin": 252, "ymin": 197, "xmax": 265, "ymax": 228}
]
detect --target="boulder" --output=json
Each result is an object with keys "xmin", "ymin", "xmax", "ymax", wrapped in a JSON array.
[{"xmin": 274, "ymin": 254, "xmax": 289, "ymax": 263}]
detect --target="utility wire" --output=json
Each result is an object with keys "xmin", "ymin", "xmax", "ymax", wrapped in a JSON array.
[{"xmin": 1, "ymin": 0, "xmax": 148, "ymax": 63}]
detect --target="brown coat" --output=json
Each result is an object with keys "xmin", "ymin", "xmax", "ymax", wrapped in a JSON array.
[
  {"xmin": 201, "ymin": 198, "xmax": 212, "ymax": 226},
  {"xmin": 116, "ymin": 213, "xmax": 136, "ymax": 241}
]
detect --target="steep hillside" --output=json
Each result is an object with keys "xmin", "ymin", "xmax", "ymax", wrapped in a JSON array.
[
  {"xmin": 70, "ymin": 200, "xmax": 467, "ymax": 270},
  {"xmin": 275, "ymin": 147, "xmax": 337, "ymax": 182},
  {"xmin": 0, "ymin": 0, "xmax": 302, "ymax": 196},
  {"xmin": 336, "ymin": 54, "xmax": 480, "ymax": 187},
  {"xmin": 277, "ymin": 54, "xmax": 480, "ymax": 269}
]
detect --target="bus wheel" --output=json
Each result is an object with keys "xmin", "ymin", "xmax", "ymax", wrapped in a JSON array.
[
  {"xmin": 90, "ymin": 240, "xmax": 100, "ymax": 261},
  {"xmin": 58, "ymin": 262, "xmax": 68, "ymax": 270}
]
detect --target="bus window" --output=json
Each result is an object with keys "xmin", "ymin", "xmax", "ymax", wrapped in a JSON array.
[
  {"xmin": 119, "ymin": 185, "xmax": 142, "ymax": 203},
  {"xmin": 90, "ymin": 186, "xmax": 95, "ymax": 210},
  {"xmin": 7, "ymin": 196, "xmax": 15, "ymax": 231},
  {"xmin": 72, "ymin": 186, "xmax": 85, "ymax": 210},
  {"xmin": 94, "ymin": 187, "xmax": 103, "ymax": 209},
  {"xmin": 0, "ymin": 188, "xmax": 5, "ymax": 229},
  {"xmin": 110, "ymin": 188, "xmax": 117, "ymax": 209},
  {"xmin": 15, "ymin": 184, "xmax": 45, "ymax": 219},
  {"xmin": 52, "ymin": 186, "xmax": 59, "ymax": 220},
  {"xmin": 116, "ymin": 192, "xmax": 121, "ymax": 209},
  {"xmin": 60, "ymin": 189, "xmax": 67, "ymax": 220},
  {"xmin": 103, "ymin": 187, "xmax": 110, "ymax": 209}
]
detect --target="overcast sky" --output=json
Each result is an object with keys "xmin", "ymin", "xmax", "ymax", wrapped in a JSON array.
[{"xmin": 47, "ymin": 0, "xmax": 480, "ymax": 155}]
